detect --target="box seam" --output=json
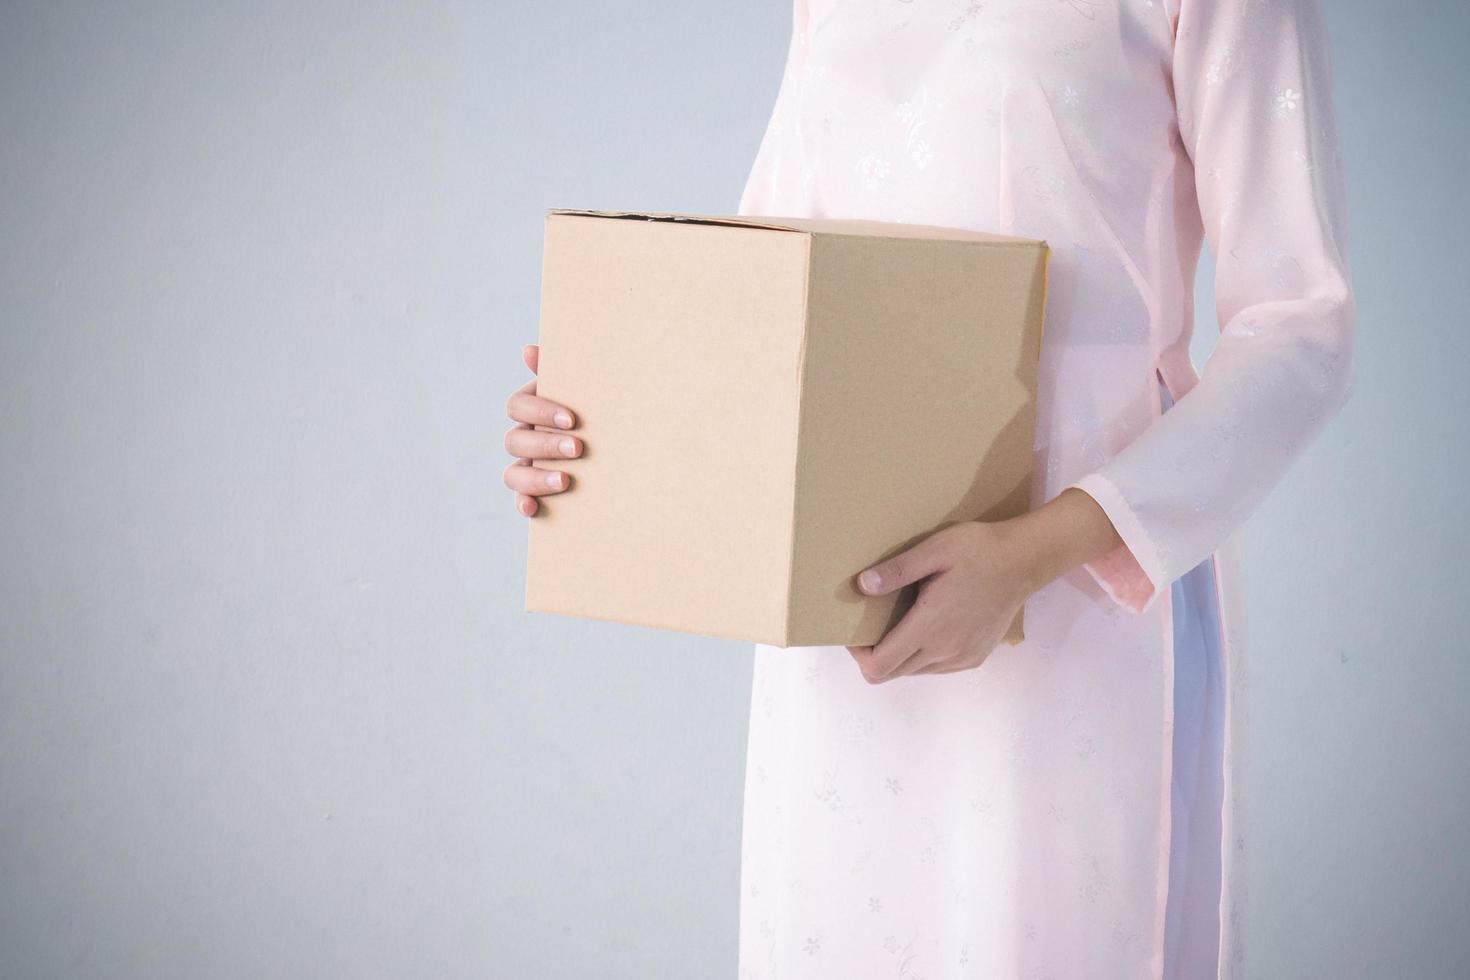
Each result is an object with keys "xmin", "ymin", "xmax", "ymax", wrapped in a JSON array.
[
  {"xmin": 546, "ymin": 208, "xmax": 1047, "ymax": 248},
  {"xmin": 781, "ymin": 234, "xmax": 816, "ymax": 646},
  {"xmin": 1013, "ymin": 241, "xmax": 1051, "ymax": 644}
]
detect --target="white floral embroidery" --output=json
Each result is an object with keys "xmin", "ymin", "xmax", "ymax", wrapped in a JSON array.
[
  {"xmin": 836, "ymin": 712, "xmax": 875, "ymax": 744},
  {"xmin": 969, "ymin": 794, "xmax": 995, "ymax": 824},
  {"xmin": 896, "ymin": 87, "xmax": 936, "ymax": 169},
  {"xmin": 881, "ymin": 928, "xmax": 924, "ymax": 977},
  {"xmin": 1273, "ymin": 87, "xmax": 1301, "ymax": 115},
  {"xmin": 1206, "ymin": 44, "xmax": 1240, "ymax": 84},
  {"xmin": 1060, "ymin": 0, "xmax": 1101, "ymax": 19},
  {"xmin": 910, "ymin": 139, "xmax": 934, "ymax": 169},
  {"xmin": 1081, "ymin": 854, "xmax": 1111, "ymax": 904},
  {"xmin": 948, "ymin": 1, "xmax": 983, "ymax": 32},
  {"xmin": 855, "ymin": 153, "xmax": 891, "ymax": 190}
]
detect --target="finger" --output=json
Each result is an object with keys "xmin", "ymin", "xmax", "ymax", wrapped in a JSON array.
[
  {"xmin": 886, "ymin": 646, "xmax": 945, "ymax": 679},
  {"xmin": 896, "ymin": 642, "xmax": 977, "ymax": 679},
  {"xmin": 860, "ymin": 603, "xmax": 932, "ymax": 681},
  {"xmin": 507, "ymin": 388, "xmax": 576, "ymax": 430},
  {"xmin": 848, "ymin": 578, "xmax": 935, "ymax": 681},
  {"xmin": 507, "ymin": 375, "xmax": 538, "ymax": 439},
  {"xmin": 516, "ymin": 492, "xmax": 539, "ymax": 517},
  {"xmin": 506, "ymin": 427, "xmax": 581, "ymax": 460},
  {"xmin": 856, "ymin": 535, "xmax": 947, "ymax": 596},
  {"xmin": 852, "ymin": 625, "xmax": 920, "ymax": 683},
  {"xmin": 847, "ymin": 645, "xmax": 886, "ymax": 684},
  {"xmin": 846, "ymin": 644, "xmax": 882, "ymax": 681},
  {"xmin": 859, "ymin": 645, "xmax": 924, "ymax": 684},
  {"xmin": 504, "ymin": 458, "xmax": 571, "ymax": 495},
  {"xmin": 913, "ymin": 660, "xmax": 965, "ymax": 676},
  {"xmin": 914, "ymin": 656, "xmax": 982, "ymax": 677},
  {"xmin": 523, "ymin": 343, "xmax": 539, "ymax": 375}
]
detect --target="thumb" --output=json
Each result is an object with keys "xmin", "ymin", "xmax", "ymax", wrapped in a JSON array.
[{"xmin": 856, "ymin": 536, "xmax": 945, "ymax": 596}]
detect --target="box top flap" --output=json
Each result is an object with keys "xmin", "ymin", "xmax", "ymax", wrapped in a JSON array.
[{"xmin": 547, "ymin": 208, "xmax": 1045, "ymax": 247}]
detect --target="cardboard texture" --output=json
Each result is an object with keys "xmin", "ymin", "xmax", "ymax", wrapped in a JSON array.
[{"xmin": 524, "ymin": 208, "xmax": 1050, "ymax": 648}]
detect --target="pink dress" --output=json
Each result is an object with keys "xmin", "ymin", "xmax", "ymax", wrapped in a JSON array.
[{"xmin": 734, "ymin": 2, "xmax": 1355, "ymax": 978}]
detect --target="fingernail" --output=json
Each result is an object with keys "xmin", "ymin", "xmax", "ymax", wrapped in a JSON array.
[
  {"xmin": 859, "ymin": 569, "xmax": 881, "ymax": 592},
  {"xmin": 554, "ymin": 411, "xmax": 573, "ymax": 428},
  {"xmin": 545, "ymin": 471, "xmax": 563, "ymax": 489},
  {"xmin": 559, "ymin": 437, "xmax": 577, "ymax": 457}
]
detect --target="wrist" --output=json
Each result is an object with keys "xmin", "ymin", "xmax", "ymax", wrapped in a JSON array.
[{"xmin": 1006, "ymin": 488, "xmax": 1124, "ymax": 593}]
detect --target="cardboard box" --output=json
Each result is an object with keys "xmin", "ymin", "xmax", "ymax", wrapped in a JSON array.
[{"xmin": 524, "ymin": 209, "xmax": 1049, "ymax": 648}]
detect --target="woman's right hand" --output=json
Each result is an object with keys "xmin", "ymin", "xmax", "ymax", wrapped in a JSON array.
[{"xmin": 504, "ymin": 343, "xmax": 581, "ymax": 517}]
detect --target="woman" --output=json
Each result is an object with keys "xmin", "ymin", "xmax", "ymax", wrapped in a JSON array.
[{"xmin": 504, "ymin": 0, "xmax": 1354, "ymax": 976}]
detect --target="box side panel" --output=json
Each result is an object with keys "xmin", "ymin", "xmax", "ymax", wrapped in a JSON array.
[
  {"xmin": 786, "ymin": 237, "xmax": 1049, "ymax": 647},
  {"xmin": 524, "ymin": 215, "xmax": 806, "ymax": 645}
]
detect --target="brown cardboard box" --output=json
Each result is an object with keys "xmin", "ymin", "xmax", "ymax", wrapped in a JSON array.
[{"xmin": 524, "ymin": 208, "xmax": 1049, "ymax": 648}]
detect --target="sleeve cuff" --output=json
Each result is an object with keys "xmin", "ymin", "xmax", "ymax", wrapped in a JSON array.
[{"xmin": 1066, "ymin": 472, "xmax": 1168, "ymax": 615}]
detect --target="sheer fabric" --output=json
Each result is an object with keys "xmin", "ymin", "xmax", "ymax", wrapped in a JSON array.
[{"xmin": 735, "ymin": 2, "xmax": 1353, "ymax": 976}]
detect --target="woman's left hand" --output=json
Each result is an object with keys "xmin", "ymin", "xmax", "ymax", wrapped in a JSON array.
[{"xmin": 845, "ymin": 488, "xmax": 1123, "ymax": 683}]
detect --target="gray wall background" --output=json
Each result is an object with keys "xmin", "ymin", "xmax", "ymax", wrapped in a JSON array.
[{"xmin": 0, "ymin": 2, "xmax": 1465, "ymax": 977}]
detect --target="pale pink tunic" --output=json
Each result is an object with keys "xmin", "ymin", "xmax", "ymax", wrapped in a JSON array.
[{"xmin": 734, "ymin": 2, "xmax": 1355, "ymax": 978}]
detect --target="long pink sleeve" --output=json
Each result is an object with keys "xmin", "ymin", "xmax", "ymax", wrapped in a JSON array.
[{"xmin": 1068, "ymin": 0, "xmax": 1356, "ymax": 614}]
